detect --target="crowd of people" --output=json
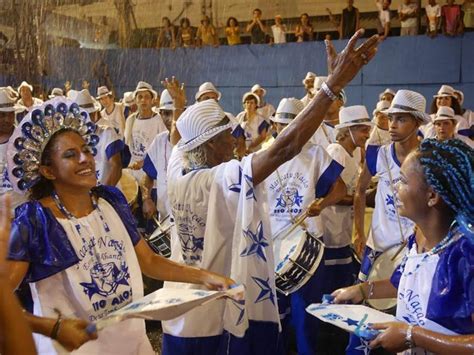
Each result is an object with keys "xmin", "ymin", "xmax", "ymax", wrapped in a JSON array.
[
  {"xmin": 155, "ymin": 0, "xmax": 473, "ymax": 48},
  {"xmin": 0, "ymin": 28, "xmax": 473, "ymax": 355}
]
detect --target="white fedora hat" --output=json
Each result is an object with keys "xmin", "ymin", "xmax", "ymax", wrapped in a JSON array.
[
  {"xmin": 335, "ymin": 105, "xmax": 374, "ymax": 130},
  {"xmin": 251, "ymin": 84, "xmax": 267, "ymax": 96},
  {"xmin": 378, "ymin": 88, "xmax": 396, "ymax": 100},
  {"xmin": 133, "ymin": 81, "xmax": 158, "ymax": 99},
  {"xmin": 48, "ymin": 87, "xmax": 64, "ymax": 99},
  {"xmin": 195, "ymin": 82, "xmax": 222, "ymax": 101},
  {"xmin": 96, "ymin": 85, "xmax": 113, "ymax": 99},
  {"xmin": 272, "ymin": 98, "xmax": 305, "ymax": 124},
  {"xmin": 433, "ymin": 85, "xmax": 456, "ymax": 98},
  {"xmin": 372, "ymin": 100, "xmax": 391, "ymax": 116},
  {"xmin": 152, "ymin": 89, "xmax": 175, "ymax": 113},
  {"xmin": 122, "ymin": 91, "xmax": 135, "ymax": 106},
  {"xmin": 75, "ymin": 89, "xmax": 101, "ymax": 113},
  {"xmin": 242, "ymin": 92, "xmax": 260, "ymax": 106},
  {"xmin": 17, "ymin": 81, "xmax": 33, "ymax": 92},
  {"xmin": 176, "ymin": 100, "xmax": 233, "ymax": 152},
  {"xmin": 0, "ymin": 88, "xmax": 24, "ymax": 113},
  {"xmin": 383, "ymin": 89, "xmax": 431, "ymax": 124},
  {"xmin": 302, "ymin": 72, "xmax": 317, "ymax": 85},
  {"xmin": 6, "ymin": 86, "xmax": 18, "ymax": 99},
  {"xmin": 433, "ymin": 106, "xmax": 458, "ymax": 122}
]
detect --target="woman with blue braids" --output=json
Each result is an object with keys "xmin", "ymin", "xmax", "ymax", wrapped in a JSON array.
[{"xmin": 333, "ymin": 138, "xmax": 474, "ymax": 354}]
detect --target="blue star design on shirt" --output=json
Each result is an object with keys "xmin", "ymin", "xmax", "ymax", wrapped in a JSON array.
[
  {"xmin": 240, "ymin": 222, "xmax": 268, "ymax": 262},
  {"xmin": 385, "ymin": 193, "xmax": 395, "ymax": 208},
  {"xmin": 191, "ymin": 236, "xmax": 204, "ymax": 252},
  {"xmin": 228, "ymin": 167, "xmax": 256, "ymax": 200},
  {"xmin": 355, "ymin": 338, "xmax": 371, "ymax": 355},
  {"xmin": 252, "ymin": 276, "xmax": 275, "ymax": 305},
  {"xmin": 231, "ymin": 299, "xmax": 246, "ymax": 326},
  {"xmin": 343, "ymin": 317, "xmax": 360, "ymax": 326}
]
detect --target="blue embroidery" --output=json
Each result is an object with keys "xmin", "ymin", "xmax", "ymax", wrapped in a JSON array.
[
  {"xmin": 240, "ymin": 222, "xmax": 269, "ymax": 262},
  {"xmin": 80, "ymin": 261, "xmax": 130, "ymax": 299},
  {"xmin": 252, "ymin": 276, "xmax": 275, "ymax": 305},
  {"xmin": 321, "ymin": 313, "xmax": 343, "ymax": 321}
]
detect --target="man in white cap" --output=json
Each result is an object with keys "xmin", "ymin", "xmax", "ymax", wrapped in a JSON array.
[
  {"xmin": 378, "ymin": 87, "xmax": 396, "ymax": 102},
  {"xmin": 17, "ymin": 81, "xmax": 43, "ymax": 112},
  {"xmin": 300, "ymin": 72, "xmax": 317, "ymax": 107},
  {"xmin": 348, "ymin": 89, "xmax": 430, "ymax": 353},
  {"xmin": 124, "ymin": 81, "xmax": 167, "ymax": 179},
  {"xmin": 75, "ymin": 89, "xmax": 123, "ymax": 186},
  {"xmin": 367, "ymin": 99, "xmax": 391, "ymax": 146},
  {"xmin": 195, "ymin": 81, "xmax": 222, "ymax": 103},
  {"xmin": 160, "ymin": 29, "xmax": 380, "ymax": 355},
  {"xmin": 48, "ymin": 88, "xmax": 65, "ymax": 99},
  {"xmin": 433, "ymin": 106, "xmax": 473, "ymax": 147},
  {"xmin": 309, "ymin": 77, "xmax": 346, "ymax": 149},
  {"xmin": 265, "ymin": 98, "xmax": 346, "ymax": 354},
  {"xmin": 251, "ymin": 84, "xmax": 275, "ymax": 121},
  {"xmin": 142, "ymin": 89, "xmax": 178, "ymax": 220},
  {"xmin": 97, "ymin": 85, "xmax": 126, "ymax": 138}
]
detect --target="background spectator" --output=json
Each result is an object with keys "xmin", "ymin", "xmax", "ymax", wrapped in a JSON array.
[
  {"xmin": 426, "ymin": 0, "xmax": 442, "ymax": 37},
  {"xmin": 196, "ymin": 15, "xmax": 219, "ymax": 47},
  {"xmin": 442, "ymin": 0, "xmax": 463, "ymax": 36},
  {"xmin": 295, "ymin": 13, "xmax": 314, "ymax": 42},
  {"xmin": 398, "ymin": 0, "xmax": 419, "ymax": 36},
  {"xmin": 376, "ymin": 0, "xmax": 392, "ymax": 40},
  {"xmin": 246, "ymin": 8, "xmax": 267, "ymax": 44},
  {"xmin": 177, "ymin": 17, "xmax": 195, "ymax": 47},
  {"xmin": 271, "ymin": 15, "xmax": 287, "ymax": 44},
  {"xmin": 340, "ymin": 0, "xmax": 360, "ymax": 39},
  {"xmin": 462, "ymin": 0, "xmax": 474, "ymax": 29},
  {"xmin": 157, "ymin": 17, "xmax": 176, "ymax": 48},
  {"xmin": 225, "ymin": 17, "xmax": 241, "ymax": 45}
]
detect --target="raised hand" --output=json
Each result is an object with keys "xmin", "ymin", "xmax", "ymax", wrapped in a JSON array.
[
  {"xmin": 161, "ymin": 76, "xmax": 186, "ymax": 109},
  {"xmin": 325, "ymin": 29, "xmax": 379, "ymax": 92}
]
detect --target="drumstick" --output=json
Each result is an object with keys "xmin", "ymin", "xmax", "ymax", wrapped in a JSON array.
[
  {"xmin": 283, "ymin": 211, "xmax": 309, "ymax": 237},
  {"xmin": 391, "ymin": 239, "xmax": 408, "ymax": 261},
  {"xmin": 153, "ymin": 216, "xmax": 165, "ymax": 233}
]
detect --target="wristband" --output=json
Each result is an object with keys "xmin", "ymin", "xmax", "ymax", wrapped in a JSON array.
[
  {"xmin": 321, "ymin": 82, "xmax": 339, "ymax": 101},
  {"xmin": 358, "ymin": 283, "xmax": 367, "ymax": 301},
  {"xmin": 51, "ymin": 315, "xmax": 63, "ymax": 340},
  {"xmin": 367, "ymin": 281, "xmax": 375, "ymax": 299},
  {"xmin": 405, "ymin": 324, "xmax": 415, "ymax": 349}
]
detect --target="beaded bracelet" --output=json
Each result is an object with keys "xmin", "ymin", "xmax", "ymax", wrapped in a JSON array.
[{"xmin": 405, "ymin": 324, "xmax": 416, "ymax": 349}]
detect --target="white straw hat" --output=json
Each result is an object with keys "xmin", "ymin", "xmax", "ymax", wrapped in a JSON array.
[
  {"xmin": 17, "ymin": 81, "xmax": 33, "ymax": 93},
  {"xmin": 453, "ymin": 89, "xmax": 464, "ymax": 105},
  {"xmin": 176, "ymin": 100, "xmax": 233, "ymax": 152},
  {"xmin": 195, "ymin": 82, "xmax": 222, "ymax": 101},
  {"xmin": 0, "ymin": 88, "xmax": 24, "ymax": 113},
  {"xmin": 242, "ymin": 92, "xmax": 261, "ymax": 106},
  {"xmin": 96, "ymin": 85, "xmax": 113, "ymax": 99},
  {"xmin": 433, "ymin": 106, "xmax": 458, "ymax": 122},
  {"xmin": 122, "ymin": 91, "xmax": 135, "ymax": 106},
  {"xmin": 335, "ymin": 105, "xmax": 374, "ymax": 130},
  {"xmin": 152, "ymin": 89, "xmax": 175, "ymax": 113},
  {"xmin": 133, "ymin": 81, "xmax": 158, "ymax": 99},
  {"xmin": 378, "ymin": 88, "xmax": 396, "ymax": 100},
  {"xmin": 75, "ymin": 89, "xmax": 101, "ymax": 113},
  {"xmin": 372, "ymin": 100, "xmax": 391, "ymax": 116},
  {"xmin": 302, "ymin": 72, "xmax": 317, "ymax": 85},
  {"xmin": 251, "ymin": 84, "xmax": 267, "ymax": 96},
  {"xmin": 433, "ymin": 85, "xmax": 456, "ymax": 98},
  {"xmin": 48, "ymin": 88, "xmax": 64, "ymax": 99},
  {"xmin": 272, "ymin": 98, "xmax": 305, "ymax": 124},
  {"xmin": 383, "ymin": 89, "xmax": 431, "ymax": 124}
]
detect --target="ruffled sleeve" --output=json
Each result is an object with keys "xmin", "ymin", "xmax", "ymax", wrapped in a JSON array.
[
  {"xmin": 8, "ymin": 201, "xmax": 79, "ymax": 283},
  {"xmin": 94, "ymin": 185, "xmax": 141, "ymax": 246},
  {"xmin": 426, "ymin": 234, "xmax": 474, "ymax": 334}
]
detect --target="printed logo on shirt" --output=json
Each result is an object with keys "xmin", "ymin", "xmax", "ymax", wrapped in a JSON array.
[
  {"xmin": 172, "ymin": 202, "xmax": 205, "ymax": 264},
  {"xmin": 398, "ymin": 288, "xmax": 426, "ymax": 326},
  {"xmin": 0, "ymin": 165, "xmax": 12, "ymax": 194},
  {"xmin": 268, "ymin": 172, "xmax": 309, "ymax": 218}
]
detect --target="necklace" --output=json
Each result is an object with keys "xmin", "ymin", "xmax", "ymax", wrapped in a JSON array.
[{"xmin": 401, "ymin": 222, "xmax": 459, "ymax": 277}]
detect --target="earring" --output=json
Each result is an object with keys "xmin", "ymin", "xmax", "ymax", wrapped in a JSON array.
[{"xmin": 428, "ymin": 201, "xmax": 434, "ymax": 207}]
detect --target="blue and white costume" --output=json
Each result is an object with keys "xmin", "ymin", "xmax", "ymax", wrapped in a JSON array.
[
  {"xmin": 234, "ymin": 112, "xmax": 270, "ymax": 151},
  {"xmin": 310, "ymin": 122, "xmax": 337, "ymax": 149},
  {"xmin": 94, "ymin": 119, "xmax": 124, "ymax": 184},
  {"xmin": 162, "ymin": 148, "xmax": 280, "ymax": 355},
  {"xmin": 8, "ymin": 186, "xmax": 154, "ymax": 355},
  {"xmin": 265, "ymin": 142, "xmax": 344, "ymax": 355}
]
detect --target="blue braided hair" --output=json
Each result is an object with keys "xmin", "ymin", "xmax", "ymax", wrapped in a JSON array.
[{"xmin": 417, "ymin": 139, "xmax": 474, "ymax": 237}]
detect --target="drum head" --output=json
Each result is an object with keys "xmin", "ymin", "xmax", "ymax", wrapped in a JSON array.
[
  {"xmin": 117, "ymin": 169, "xmax": 139, "ymax": 206},
  {"xmin": 273, "ymin": 223, "xmax": 306, "ymax": 275},
  {"xmin": 367, "ymin": 244, "xmax": 406, "ymax": 311}
]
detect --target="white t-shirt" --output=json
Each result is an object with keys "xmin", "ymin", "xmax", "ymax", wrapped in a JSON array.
[
  {"xmin": 271, "ymin": 24, "xmax": 286, "ymax": 44},
  {"xmin": 309, "ymin": 122, "xmax": 337, "ymax": 149},
  {"xmin": 321, "ymin": 144, "xmax": 361, "ymax": 248},
  {"xmin": 426, "ymin": 4, "xmax": 441, "ymax": 31},
  {"xmin": 101, "ymin": 103, "xmax": 126, "ymax": 138},
  {"xmin": 265, "ymin": 142, "xmax": 343, "ymax": 239},
  {"xmin": 18, "ymin": 97, "xmax": 44, "ymax": 112},
  {"xmin": 376, "ymin": 2, "xmax": 391, "ymax": 27},
  {"xmin": 94, "ymin": 120, "xmax": 123, "ymax": 184},
  {"xmin": 367, "ymin": 126, "xmax": 391, "ymax": 147},
  {"xmin": 31, "ymin": 199, "xmax": 152, "ymax": 355},
  {"xmin": 422, "ymin": 113, "xmax": 471, "ymax": 139},
  {"xmin": 236, "ymin": 112, "xmax": 269, "ymax": 150},
  {"xmin": 257, "ymin": 103, "xmax": 276, "ymax": 121},
  {"xmin": 366, "ymin": 143, "xmax": 416, "ymax": 251},
  {"xmin": 398, "ymin": 3, "xmax": 418, "ymax": 28},
  {"xmin": 143, "ymin": 131, "xmax": 173, "ymax": 218}
]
